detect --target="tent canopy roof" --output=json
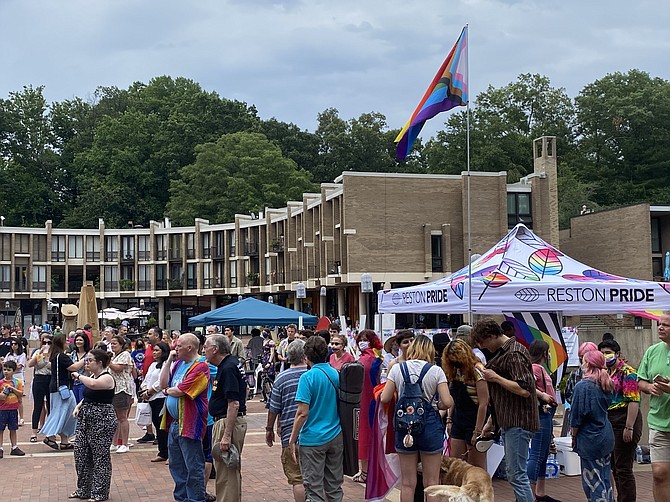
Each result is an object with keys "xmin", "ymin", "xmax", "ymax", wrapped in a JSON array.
[
  {"xmin": 188, "ymin": 297, "xmax": 318, "ymax": 327},
  {"xmin": 378, "ymin": 224, "xmax": 670, "ymax": 316}
]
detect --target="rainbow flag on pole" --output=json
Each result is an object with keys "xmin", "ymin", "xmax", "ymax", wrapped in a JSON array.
[
  {"xmin": 503, "ymin": 312, "xmax": 568, "ymax": 376},
  {"xmin": 395, "ymin": 26, "xmax": 469, "ymax": 161}
]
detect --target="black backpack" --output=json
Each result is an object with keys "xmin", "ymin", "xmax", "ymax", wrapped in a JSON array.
[{"xmin": 394, "ymin": 362, "xmax": 432, "ymax": 437}]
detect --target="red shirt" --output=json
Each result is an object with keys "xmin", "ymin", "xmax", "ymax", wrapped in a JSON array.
[{"xmin": 142, "ymin": 345, "xmax": 154, "ymax": 377}]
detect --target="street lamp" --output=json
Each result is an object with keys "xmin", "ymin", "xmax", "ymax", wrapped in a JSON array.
[
  {"xmin": 360, "ymin": 273, "xmax": 373, "ymax": 293},
  {"xmin": 296, "ymin": 282, "xmax": 306, "ymax": 299},
  {"xmin": 0, "ymin": 216, "xmax": 5, "ymax": 226},
  {"xmin": 268, "ymin": 295, "xmax": 274, "ymax": 304}
]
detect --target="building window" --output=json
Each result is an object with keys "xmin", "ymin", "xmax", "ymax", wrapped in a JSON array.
[
  {"xmin": 202, "ymin": 233, "xmax": 211, "ymax": 259},
  {"xmin": 214, "ymin": 231, "xmax": 224, "ymax": 258},
  {"xmin": 186, "ymin": 263, "xmax": 197, "ymax": 289},
  {"xmin": 431, "ymin": 235, "xmax": 442, "ymax": 272},
  {"xmin": 155, "ymin": 235, "xmax": 167, "ymax": 261},
  {"xmin": 186, "ymin": 233, "xmax": 196, "ymax": 259},
  {"xmin": 34, "ymin": 235, "xmax": 47, "ymax": 261},
  {"xmin": 156, "ymin": 264, "xmax": 167, "ymax": 290},
  {"xmin": 52, "ymin": 235, "xmax": 66, "ymax": 262},
  {"xmin": 33, "ymin": 265, "xmax": 47, "ymax": 291},
  {"xmin": 86, "ymin": 236, "xmax": 100, "ymax": 261},
  {"xmin": 214, "ymin": 261, "xmax": 223, "ymax": 288},
  {"xmin": 138, "ymin": 235, "xmax": 150, "ymax": 261},
  {"xmin": 105, "ymin": 236, "xmax": 118, "ymax": 261},
  {"xmin": 203, "ymin": 263, "xmax": 212, "ymax": 288},
  {"xmin": 508, "ymin": 193, "xmax": 533, "ymax": 229},
  {"xmin": 169, "ymin": 234, "xmax": 182, "ymax": 260},
  {"xmin": 16, "ymin": 234, "xmax": 30, "ymax": 254},
  {"xmin": 0, "ymin": 265, "xmax": 10, "ymax": 291},
  {"xmin": 170, "ymin": 263, "xmax": 183, "ymax": 289},
  {"xmin": 0, "ymin": 235, "xmax": 10, "ymax": 261},
  {"xmin": 121, "ymin": 236, "xmax": 135, "ymax": 261},
  {"xmin": 138, "ymin": 264, "xmax": 151, "ymax": 290},
  {"xmin": 68, "ymin": 236, "xmax": 84, "ymax": 259},
  {"xmin": 229, "ymin": 261, "xmax": 237, "ymax": 288},
  {"xmin": 14, "ymin": 266, "xmax": 28, "ymax": 291},
  {"xmin": 651, "ymin": 217, "xmax": 661, "ymax": 254},
  {"xmin": 229, "ymin": 231, "xmax": 236, "ymax": 257},
  {"xmin": 104, "ymin": 266, "xmax": 118, "ymax": 290}
]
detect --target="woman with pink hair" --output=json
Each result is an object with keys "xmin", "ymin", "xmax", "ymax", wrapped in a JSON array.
[
  {"xmin": 570, "ymin": 350, "xmax": 615, "ymax": 502},
  {"xmin": 564, "ymin": 341, "xmax": 598, "ymax": 404}
]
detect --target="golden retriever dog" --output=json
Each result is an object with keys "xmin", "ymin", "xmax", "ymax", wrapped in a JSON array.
[{"xmin": 423, "ymin": 456, "xmax": 494, "ymax": 502}]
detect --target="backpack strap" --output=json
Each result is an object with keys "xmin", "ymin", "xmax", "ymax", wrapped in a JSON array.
[
  {"xmin": 399, "ymin": 362, "xmax": 412, "ymax": 384},
  {"xmin": 416, "ymin": 362, "xmax": 433, "ymax": 386}
]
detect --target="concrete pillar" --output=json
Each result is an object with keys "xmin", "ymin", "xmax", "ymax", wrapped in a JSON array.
[
  {"xmin": 158, "ymin": 298, "xmax": 165, "ymax": 327},
  {"xmin": 210, "ymin": 297, "xmax": 217, "ymax": 310},
  {"xmin": 319, "ymin": 295, "xmax": 326, "ymax": 318},
  {"xmin": 337, "ymin": 288, "xmax": 345, "ymax": 318}
]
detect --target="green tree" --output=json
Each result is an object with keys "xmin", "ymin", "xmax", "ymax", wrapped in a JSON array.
[
  {"xmin": 575, "ymin": 70, "xmax": 670, "ymax": 206},
  {"xmin": 166, "ymin": 132, "xmax": 316, "ymax": 225}
]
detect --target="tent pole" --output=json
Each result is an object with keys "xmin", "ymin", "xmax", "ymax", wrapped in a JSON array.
[{"xmin": 466, "ymin": 26, "xmax": 472, "ymax": 323}]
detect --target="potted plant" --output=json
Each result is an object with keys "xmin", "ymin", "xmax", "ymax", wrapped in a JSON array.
[{"xmin": 247, "ymin": 272, "xmax": 259, "ymax": 286}]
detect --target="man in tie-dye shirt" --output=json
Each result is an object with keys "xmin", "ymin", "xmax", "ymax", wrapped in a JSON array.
[{"xmin": 599, "ymin": 338, "xmax": 642, "ymax": 502}]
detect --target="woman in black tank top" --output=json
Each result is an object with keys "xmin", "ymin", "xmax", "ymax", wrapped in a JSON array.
[{"xmin": 69, "ymin": 348, "xmax": 117, "ymax": 501}]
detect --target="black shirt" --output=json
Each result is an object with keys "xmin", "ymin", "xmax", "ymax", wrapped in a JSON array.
[
  {"xmin": 83, "ymin": 371, "xmax": 115, "ymax": 404},
  {"xmin": 49, "ymin": 352, "xmax": 75, "ymax": 392},
  {"xmin": 208, "ymin": 355, "xmax": 247, "ymax": 418},
  {"xmin": 0, "ymin": 337, "xmax": 12, "ymax": 358}
]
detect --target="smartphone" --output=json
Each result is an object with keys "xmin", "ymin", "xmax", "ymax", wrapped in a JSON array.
[{"xmin": 653, "ymin": 374, "xmax": 668, "ymax": 383}]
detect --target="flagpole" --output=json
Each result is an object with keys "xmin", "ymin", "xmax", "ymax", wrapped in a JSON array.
[{"xmin": 465, "ymin": 23, "xmax": 472, "ymax": 324}]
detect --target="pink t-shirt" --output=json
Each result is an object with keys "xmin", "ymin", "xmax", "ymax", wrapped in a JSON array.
[
  {"xmin": 533, "ymin": 363, "xmax": 556, "ymax": 399},
  {"xmin": 329, "ymin": 351, "xmax": 354, "ymax": 371}
]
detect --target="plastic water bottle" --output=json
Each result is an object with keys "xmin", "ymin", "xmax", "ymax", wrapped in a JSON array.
[{"xmin": 545, "ymin": 454, "xmax": 560, "ymax": 479}]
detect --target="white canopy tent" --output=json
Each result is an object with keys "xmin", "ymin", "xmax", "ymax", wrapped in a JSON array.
[{"xmin": 378, "ymin": 224, "xmax": 670, "ymax": 316}]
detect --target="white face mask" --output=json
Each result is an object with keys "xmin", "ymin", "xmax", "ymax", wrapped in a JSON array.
[{"xmin": 358, "ymin": 341, "xmax": 370, "ymax": 351}]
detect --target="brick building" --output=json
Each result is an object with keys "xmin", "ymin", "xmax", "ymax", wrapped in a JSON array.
[{"xmin": 0, "ymin": 137, "xmax": 559, "ymax": 331}]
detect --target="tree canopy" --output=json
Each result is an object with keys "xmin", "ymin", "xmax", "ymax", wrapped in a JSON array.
[{"xmin": 0, "ymin": 70, "xmax": 667, "ymax": 229}]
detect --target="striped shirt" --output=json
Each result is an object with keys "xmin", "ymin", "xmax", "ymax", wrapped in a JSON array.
[
  {"xmin": 486, "ymin": 337, "xmax": 539, "ymax": 432},
  {"xmin": 267, "ymin": 366, "xmax": 308, "ymax": 446}
]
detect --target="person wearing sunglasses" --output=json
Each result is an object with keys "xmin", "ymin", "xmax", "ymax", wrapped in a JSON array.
[
  {"xmin": 3, "ymin": 338, "xmax": 27, "ymax": 426},
  {"xmin": 27, "ymin": 334, "xmax": 54, "ymax": 442}
]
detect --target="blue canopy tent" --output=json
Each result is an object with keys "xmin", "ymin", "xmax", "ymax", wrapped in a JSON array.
[{"xmin": 187, "ymin": 297, "xmax": 318, "ymax": 327}]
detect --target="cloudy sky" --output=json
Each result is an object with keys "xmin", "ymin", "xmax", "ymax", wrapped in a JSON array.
[{"xmin": 2, "ymin": 0, "xmax": 669, "ymax": 139}]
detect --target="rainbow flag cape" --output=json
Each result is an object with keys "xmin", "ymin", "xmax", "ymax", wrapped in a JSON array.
[
  {"xmin": 503, "ymin": 312, "xmax": 568, "ymax": 375},
  {"xmin": 395, "ymin": 26, "xmax": 468, "ymax": 161}
]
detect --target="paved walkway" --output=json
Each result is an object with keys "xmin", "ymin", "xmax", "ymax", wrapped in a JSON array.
[{"xmin": 1, "ymin": 373, "xmax": 655, "ymax": 501}]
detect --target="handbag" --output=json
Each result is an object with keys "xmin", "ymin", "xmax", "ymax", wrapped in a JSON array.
[
  {"xmin": 56, "ymin": 355, "xmax": 70, "ymax": 400},
  {"xmin": 135, "ymin": 402, "xmax": 152, "ymax": 426}
]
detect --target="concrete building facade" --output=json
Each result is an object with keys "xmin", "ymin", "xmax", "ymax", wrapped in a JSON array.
[{"xmin": 0, "ymin": 137, "xmax": 559, "ymax": 331}]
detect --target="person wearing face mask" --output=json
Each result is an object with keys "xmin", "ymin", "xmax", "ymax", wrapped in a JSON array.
[
  {"xmin": 385, "ymin": 330, "xmax": 415, "ymax": 374},
  {"xmin": 441, "ymin": 338, "xmax": 489, "ymax": 470},
  {"xmin": 598, "ymin": 338, "xmax": 642, "ymax": 502},
  {"xmin": 352, "ymin": 329, "xmax": 383, "ymax": 484}
]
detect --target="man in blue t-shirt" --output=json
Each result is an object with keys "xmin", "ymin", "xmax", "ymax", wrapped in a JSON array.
[{"xmin": 289, "ymin": 336, "xmax": 343, "ymax": 502}]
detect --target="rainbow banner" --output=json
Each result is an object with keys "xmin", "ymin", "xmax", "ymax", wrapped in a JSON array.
[
  {"xmin": 395, "ymin": 26, "xmax": 468, "ymax": 161},
  {"xmin": 503, "ymin": 312, "xmax": 568, "ymax": 375},
  {"xmin": 627, "ymin": 310, "xmax": 662, "ymax": 321}
]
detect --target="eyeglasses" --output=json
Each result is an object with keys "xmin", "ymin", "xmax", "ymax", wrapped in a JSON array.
[
  {"xmin": 330, "ymin": 342, "xmax": 342, "ymax": 346},
  {"xmin": 11, "ymin": 342, "xmax": 18, "ymax": 345},
  {"xmin": 42, "ymin": 341, "xmax": 52, "ymax": 345}
]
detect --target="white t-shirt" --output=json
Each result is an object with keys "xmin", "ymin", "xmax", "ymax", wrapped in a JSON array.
[{"xmin": 387, "ymin": 359, "xmax": 447, "ymax": 404}]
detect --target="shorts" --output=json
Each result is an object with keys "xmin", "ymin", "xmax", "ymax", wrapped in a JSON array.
[
  {"xmin": 450, "ymin": 419, "xmax": 475, "ymax": 443},
  {"xmin": 395, "ymin": 408, "xmax": 444, "ymax": 454},
  {"xmin": 0, "ymin": 409, "xmax": 19, "ymax": 431},
  {"xmin": 203, "ymin": 423, "xmax": 214, "ymax": 463},
  {"xmin": 112, "ymin": 391, "xmax": 132, "ymax": 410},
  {"xmin": 281, "ymin": 446, "xmax": 303, "ymax": 485},
  {"xmin": 649, "ymin": 428, "xmax": 670, "ymax": 463}
]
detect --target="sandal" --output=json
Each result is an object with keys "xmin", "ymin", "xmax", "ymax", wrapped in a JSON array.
[
  {"xmin": 43, "ymin": 437, "xmax": 59, "ymax": 450},
  {"xmin": 60, "ymin": 443, "xmax": 74, "ymax": 450},
  {"xmin": 30, "ymin": 435, "xmax": 38, "ymax": 443},
  {"xmin": 352, "ymin": 470, "xmax": 367, "ymax": 483}
]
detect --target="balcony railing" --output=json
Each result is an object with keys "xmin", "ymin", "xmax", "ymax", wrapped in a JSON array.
[
  {"xmin": 32, "ymin": 281, "xmax": 47, "ymax": 292},
  {"xmin": 169, "ymin": 278, "xmax": 183, "ymax": 290},
  {"xmin": 203, "ymin": 278, "xmax": 213, "ymax": 288},
  {"xmin": 0, "ymin": 282, "xmax": 10, "ymax": 292},
  {"xmin": 270, "ymin": 241, "xmax": 285, "ymax": 253},
  {"xmin": 156, "ymin": 250, "xmax": 167, "ymax": 261},
  {"xmin": 155, "ymin": 279, "xmax": 167, "ymax": 290},
  {"xmin": 186, "ymin": 278, "xmax": 197, "ymax": 289},
  {"xmin": 244, "ymin": 242, "xmax": 258, "ymax": 256},
  {"xmin": 86, "ymin": 251, "xmax": 100, "ymax": 262},
  {"xmin": 138, "ymin": 251, "xmax": 150, "ymax": 261},
  {"xmin": 121, "ymin": 253, "xmax": 134, "ymax": 262},
  {"xmin": 51, "ymin": 251, "xmax": 65, "ymax": 262},
  {"xmin": 186, "ymin": 249, "xmax": 196, "ymax": 259},
  {"xmin": 137, "ymin": 280, "xmax": 151, "ymax": 291},
  {"xmin": 14, "ymin": 280, "xmax": 29, "ymax": 292},
  {"xmin": 105, "ymin": 251, "xmax": 118, "ymax": 262},
  {"xmin": 104, "ymin": 280, "xmax": 118, "ymax": 291},
  {"xmin": 68, "ymin": 280, "xmax": 84, "ymax": 292}
]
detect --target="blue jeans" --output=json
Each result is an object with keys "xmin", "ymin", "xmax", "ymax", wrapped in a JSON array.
[
  {"xmin": 527, "ymin": 407, "xmax": 555, "ymax": 483},
  {"xmin": 502, "ymin": 427, "xmax": 534, "ymax": 502},
  {"xmin": 73, "ymin": 383, "xmax": 85, "ymax": 403},
  {"xmin": 168, "ymin": 422, "xmax": 206, "ymax": 502}
]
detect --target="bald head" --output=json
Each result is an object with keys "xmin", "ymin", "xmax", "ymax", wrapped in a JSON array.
[{"xmin": 176, "ymin": 333, "xmax": 200, "ymax": 362}]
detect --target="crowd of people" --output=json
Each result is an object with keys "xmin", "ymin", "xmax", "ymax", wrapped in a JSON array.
[{"xmin": 1, "ymin": 312, "xmax": 669, "ymax": 502}]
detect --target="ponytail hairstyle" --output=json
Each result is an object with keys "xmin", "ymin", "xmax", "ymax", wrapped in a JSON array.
[{"xmin": 582, "ymin": 350, "xmax": 614, "ymax": 393}]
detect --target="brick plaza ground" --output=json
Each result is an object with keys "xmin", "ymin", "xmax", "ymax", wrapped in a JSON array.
[{"xmin": 1, "ymin": 373, "xmax": 654, "ymax": 501}]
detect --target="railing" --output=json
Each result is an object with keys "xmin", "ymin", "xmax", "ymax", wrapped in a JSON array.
[
  {"xmin": 432, "ymin": 257, "xmax": 443, "ymax": 272},
  {"xmin": 105, "ymin": 251, "xmax": 118, "ymax": 261},
  {"xmin": 186, "ymin": 249, "xmax": 196, "ymax": 259},
  {"xmin": 32, "ymin": 281, "xmax": 47, "ymax": 292},
  {"xmin": 186, "ymin": 278, "xmax": 197, "ymax": 289},
  {"xmin": 51, "ymin": 251, "xmax": 65, "ymax": 262},
  {"xmin": 137, "ymin": 280, "xmax": 151, "ymax": 291},
  {"xmin": 244, "ymin": 242, "xmax": 259, "ymax": 256},
  {"xmin": 104, "ymin": 281, "xmax": 118, "ymax": 291},
  {"xmin": 169, "ymin": 278, "xmax": 183, "ymax": 290},
  {"xmin": 14, "ymin": 280, "xmax": 29, "ymax": 292},
  {"xmin": 86, "ymin": 251, "xmax": 100, "ymax": 262},
  {"xmin": 0, "ymin": 282, "xmax": 10, "ymax": 292},
  {"xmin": 156, "ymin": 250, "xmax": 167, "ymax": 261},
  {"xmin": 203, "ymin": 278, "xmax": 213, "ymax": 288},
  {"xmin": 68, "ymin": 280, "xmax": 84, "ymax": 292},
  {"xmin": 155, "ymin": 279, "xmax": 167, "ymax": 290},
  {"xmin": 138, "ymin": 251, "xmax": 150, "ymax": 261},
  {"xmin": 270, "ymin": 242, "xmax": 285, "ymax": 253},
  {"xmin": 169, "ymin": 251, "xmax": 182, "ymax": 261},
  {"xmin": 121, "ymin": 254, "xmax": 134, "ymax": 262},
  {"xmin": 202, "ymin": 248, "xmax": 211, "ymax": 259}
]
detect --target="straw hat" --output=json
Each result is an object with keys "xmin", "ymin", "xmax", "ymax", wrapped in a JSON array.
[{"xmin": 383, "ymin": 335, "xmax": 397, "ymax": 353}]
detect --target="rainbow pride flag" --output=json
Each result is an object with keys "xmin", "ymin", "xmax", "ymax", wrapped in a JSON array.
[
  {"xmin": 395, "ymin": 26, "xmax": 468, "ymax": 161},
  {"xmin": 503, "ymin": 312, "xmax": 568, "ymax": 375}
]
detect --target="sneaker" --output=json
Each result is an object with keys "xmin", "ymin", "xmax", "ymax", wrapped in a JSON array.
[
  {"xmin": 136, "ymin": 433, "xmax": 155, "ymax": 444},
  {"xmin": 475, "ymin": 434, "xmax": 497, "ymax": 453},
  {"xmin": 126, "ymin": 442, "xmax": 134, "ymax": 448},
  {"xmin": 10, "ymin": 447, "xmax": 25, "ymax": 456},
  {"xmin": 115, "ymin": 445, "xmax": 129, "ymax": 454},
  {"xmin": 205, "ymin": 493, "xmax": 216, "ymax": 502}
]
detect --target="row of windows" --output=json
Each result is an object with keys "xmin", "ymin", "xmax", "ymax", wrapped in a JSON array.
[{"xmin": 0, "ymin": 232, "xmax": 238, "ymax": 263}]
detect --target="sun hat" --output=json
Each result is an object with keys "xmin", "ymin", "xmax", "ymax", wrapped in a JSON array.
[{"xmin": 212, "ymin": 442, "xmax": 240, "ymax": 468}]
